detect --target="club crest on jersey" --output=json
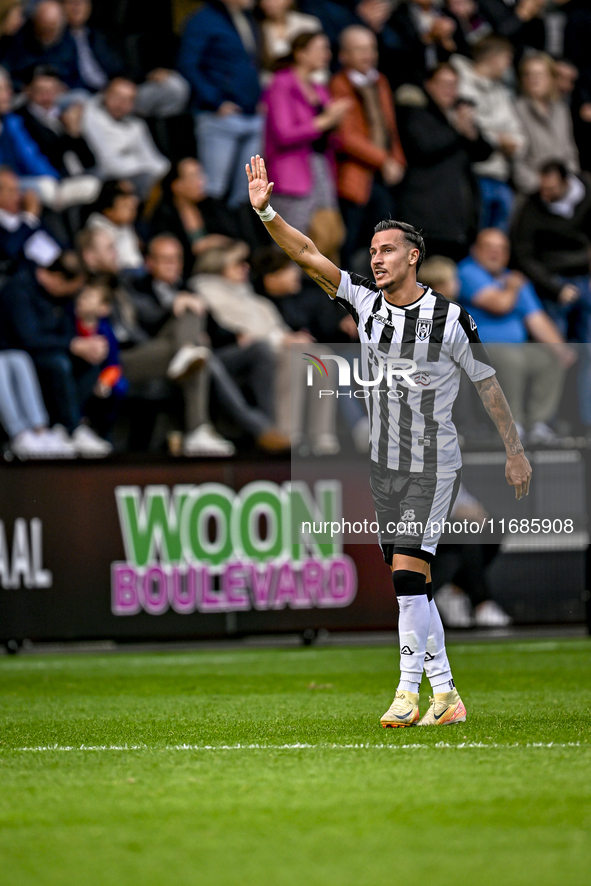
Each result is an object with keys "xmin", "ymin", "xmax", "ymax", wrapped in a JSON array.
[{"xmin": 415, "ymin": 318, "xmax": 432, "ymax": 341}]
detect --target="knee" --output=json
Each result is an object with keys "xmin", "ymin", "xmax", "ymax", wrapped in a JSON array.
[{"xmin": 392, "ymin": 570, "xmax": 427, "ymax": 597}]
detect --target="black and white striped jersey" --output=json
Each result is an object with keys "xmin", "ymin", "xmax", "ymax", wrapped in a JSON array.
[{"xmin": 334, "ymin": 270, "xmax": 496, "ymax": 473}]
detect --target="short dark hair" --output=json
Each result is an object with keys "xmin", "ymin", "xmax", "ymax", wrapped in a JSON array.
[
  {"xmin": 148, "ymin": 232, "xmax": 183, "ymax": 255},
  {"xmin": 373, "ymin": 220, "xmax": 426, "ymax": 270},
  {"xmin": 94, "ymin": 179, "xmax": 137, "ymax": 214},
  {"xmin": 425, "ymin": 62, "xmax": 456, "ymax": 84},
  {"xmin": 539, "ymin": 159, "xmax": 568, "ymax": 179},
  {"xmin": 28, "ymin": 64, "xmax": 61, "ymax": 84},
  {"xmin": 80, "ymin": 274, "xmax": 113, "ymax": 303},
  {"xmin": 250, "ymin": 245, "xmax": 291, "ymax": 280}
]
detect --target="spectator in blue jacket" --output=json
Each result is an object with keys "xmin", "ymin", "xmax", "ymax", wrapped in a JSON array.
[{"xmin": 177, "ymin": 0, "xmax": 263, "ymax": 212}]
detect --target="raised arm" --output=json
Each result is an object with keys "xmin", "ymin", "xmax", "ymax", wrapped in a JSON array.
[
  {"xmin": 245, "ymin": 154, "xmax": 341, "ymax": 298},
  {"xmin": 474, "ymin": 374, "xmax": 532, "ymax": 500}
]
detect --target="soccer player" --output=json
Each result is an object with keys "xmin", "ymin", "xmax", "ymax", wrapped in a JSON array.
[{"xmin": 246, "ymin": 155, "xmax": 532, "ymax": 727}]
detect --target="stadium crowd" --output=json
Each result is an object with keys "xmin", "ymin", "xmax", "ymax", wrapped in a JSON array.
[{"xmin": 0, "ymin": 0, "xmax": 590, "ymax": 460}]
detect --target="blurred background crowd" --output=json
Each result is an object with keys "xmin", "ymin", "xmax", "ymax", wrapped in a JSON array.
[{"xmin": 0, "ymin": 0, "xmax": 590, "ymax": 461}]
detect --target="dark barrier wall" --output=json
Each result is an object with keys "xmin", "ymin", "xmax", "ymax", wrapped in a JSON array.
[
  {"xmin": 0, "ymin": 458, "xmax": 397, "ymax": 644},
  {"xmin": 0, "ymin": 456, "xmax": 586, "ymax": 645}
]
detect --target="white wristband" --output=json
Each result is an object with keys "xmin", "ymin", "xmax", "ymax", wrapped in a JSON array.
[{"xmin": 254, "ymin": 205, "xmax": 277, "ymax": 222}]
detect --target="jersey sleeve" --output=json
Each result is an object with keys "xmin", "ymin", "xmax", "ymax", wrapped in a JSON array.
[
  {"xmin": 450, "ymin": 304, "xmax": 496, "ymax": 382},
  {"xmin": 333, "ymin": 270, "xmax": 380, "ymax": 326}
]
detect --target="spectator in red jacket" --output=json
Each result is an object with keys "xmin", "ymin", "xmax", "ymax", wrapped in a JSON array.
[{"xmin": 330, "ymin": 25, "xmax": 406, "ymax": 261}]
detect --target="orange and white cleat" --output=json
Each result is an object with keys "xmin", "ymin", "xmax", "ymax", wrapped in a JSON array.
[
  {"xmin": 418, "ymin": 688, "xmax": 467, "ymax": 726},
  {"xmin": 380, "ymin": 690, "xmax": 420, "ymax": 728}
]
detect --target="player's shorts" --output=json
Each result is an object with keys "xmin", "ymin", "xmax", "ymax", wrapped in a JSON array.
[{"xmin": 369, "ymin": 461, "xmax": 462, "ymax": 566}]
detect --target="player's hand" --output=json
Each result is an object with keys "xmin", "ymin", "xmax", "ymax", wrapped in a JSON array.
[
  {"xmin": 246, "ymin": 154, "xmax": 274, "ymax": 211},
  {"xmin": 505, "ymin": 452, "xmax": 532, "ymax": 500}
]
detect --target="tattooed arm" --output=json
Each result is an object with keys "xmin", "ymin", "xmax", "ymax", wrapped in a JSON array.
[
  {"xmin": 474, "ymin": 374, "xmax": 532, "ymax": 500},
  {"xmin": 246, "ymin": 154, "xmax": 341, "ymax": 298}
]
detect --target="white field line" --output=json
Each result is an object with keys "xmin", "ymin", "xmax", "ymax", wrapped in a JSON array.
[{"xmin": 2, "ymin": 741, "xmax": 585, "ymax": 753}]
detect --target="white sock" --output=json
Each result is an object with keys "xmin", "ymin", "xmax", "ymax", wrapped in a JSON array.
[
  {"xmin": 424, "ymin": 598, "xmax": 455, "ymax": 694},
  {"xmin": 396, "ymin": 595, "xmax": 430, "ymax": 695}
]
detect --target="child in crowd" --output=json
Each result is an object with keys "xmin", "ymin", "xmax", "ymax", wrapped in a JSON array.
[{"xmin": 74, "ymin": 278, "xmax": 128, "ymax": 430}]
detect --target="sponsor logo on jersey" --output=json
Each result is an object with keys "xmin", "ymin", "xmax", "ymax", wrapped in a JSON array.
[
  {"xmin": 371, "ymin": 312, "xmax": 396, "ymax": 327},
  {"xmin": 418, "ymin": 436, "xmax": 431, "ymax": 447},
  {"xmin": 401, "ymin": 509, "xmax": 415, "ymax": 521},
  {"xmin": 469, "ymin": 314, "xmax": 477, "ymax": 331},
  {"xmin": 415, "ymin": 318, "xmax": 432, "ymax": 341},
  {"xmin": 412, "ymin": 371, "xmax": 431, "ymax": 386}
]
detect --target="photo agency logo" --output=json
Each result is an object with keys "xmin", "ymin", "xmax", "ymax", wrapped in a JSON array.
[{"xmin": 303, "ymin": 353, "xmax": 420, "ymax": 399}]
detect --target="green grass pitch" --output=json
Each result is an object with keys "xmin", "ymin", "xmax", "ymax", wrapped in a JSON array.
[{"xmin": 0, "ymin": 637, "xmax": 590, "ymax": 886}]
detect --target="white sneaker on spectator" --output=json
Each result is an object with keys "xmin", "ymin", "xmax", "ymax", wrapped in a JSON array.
[
  {"xmin": 71, "ymin": 425, "xmax": 113, "ymax": 458},
  {"xmin": 167, "ymin": 345, "xmax": 209, "ymax": 381},
  {"xmin": 183, "ymin": 423, "xmax": 235, "ymax": 457},
  {"xmin": 311, "ymin": 433, "xmax": 340, "ymax": 456},
  {"xmin": 434, "ymin": 583, "xmax": 473, "ymax": 628},
  {"xmin": 42, "ymin": 428, "xmax": 77, "ymax": 458},
  {"xmin": 352, "ymin": 417, "xmax": 370, "ymax": 453},
  {"xmin": 11, "ymin": 430, "xmax": 53, "ymax": 460},
  {"xmin": 528, "ymin": 421, "xmax": 557, "ymax": 445},
  {"xmin": 474, "ymin": 600, "xmax": 512, "ymax": 627}
]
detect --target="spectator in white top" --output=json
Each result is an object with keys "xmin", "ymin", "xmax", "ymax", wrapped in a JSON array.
[
  {"xmin": 86, "ymin": 179, "xmax": 143, "ymax": 272},
  {"xmin": 81, "ymin": 77, "xmax": 170, "ymax": 199},
  {"xmin": 191, "ymin": 240, "xmax": 339, "ymax": 453},
  {"xmin": 452, "ymin": 36, "xmax": 526, "ymax": 232}
]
